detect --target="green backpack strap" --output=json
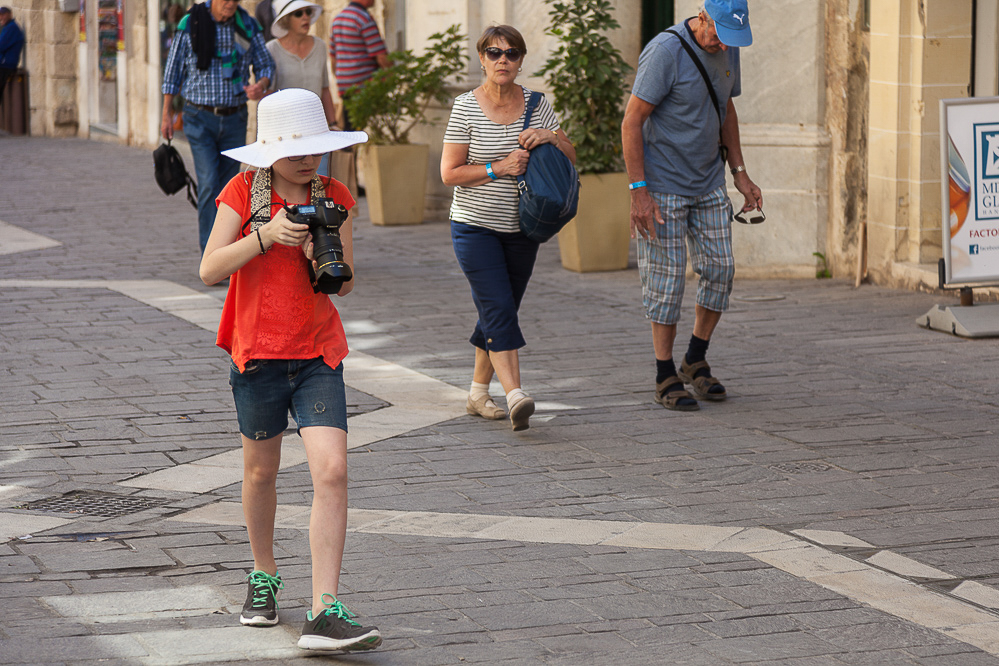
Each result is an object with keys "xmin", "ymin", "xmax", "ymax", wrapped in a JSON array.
[
  {"xmin": 176, "ymin": 6, "xmax": 258, "ymax": 39},
  {"xmin": 233, "ymin": 7, "xmax": 260, "ymax": 42}
]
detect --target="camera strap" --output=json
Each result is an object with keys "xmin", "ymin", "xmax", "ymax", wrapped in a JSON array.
[
  {"xmin": 665, "ymin": 27, "xmax": 728, "ymax": 165},
  {"xmin": 247, "ymin": 168, "xmax": 326, "ymax": 233}
]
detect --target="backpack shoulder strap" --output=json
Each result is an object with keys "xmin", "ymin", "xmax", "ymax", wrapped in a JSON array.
[{"xmin": 234, "ymin": 6, "xmax": 260, "ymax": 41}]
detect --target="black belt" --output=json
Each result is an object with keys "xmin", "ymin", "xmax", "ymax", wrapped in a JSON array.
[{"xmin": 188, "ymin": 102, "xmax": 246, "ymax": 116}]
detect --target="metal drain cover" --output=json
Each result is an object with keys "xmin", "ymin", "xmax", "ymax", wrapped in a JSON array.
[{"xmin": 16, "ymin": 491, "xmax": 169, "ymax": 518}]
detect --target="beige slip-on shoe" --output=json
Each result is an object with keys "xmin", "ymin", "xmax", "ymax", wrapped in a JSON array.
[
  {"xmin": 508, "ymin": 395, "xmax": 535, "ymax": 432},
  {"xmin": 466, "ymin": 394, "xmax": 506, "ymax": 420}
]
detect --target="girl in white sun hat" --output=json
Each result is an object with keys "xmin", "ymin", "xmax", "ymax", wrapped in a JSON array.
[{"xmin": 199, "ymin": 87, "xmax": 379, "ymax": 653}]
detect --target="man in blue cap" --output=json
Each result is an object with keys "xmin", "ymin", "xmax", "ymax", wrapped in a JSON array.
[{"xmin": 622, "ymin": 0, "xmax": 763, "ymax": 412}]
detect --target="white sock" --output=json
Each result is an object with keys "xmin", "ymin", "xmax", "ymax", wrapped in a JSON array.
[
  {"xmin": 506, "ymin": 388, "xmax": 527, "ymax": 407},
  {"xmin": 470, "ymin": 381, "xmax": 491, "ymax": 401}
]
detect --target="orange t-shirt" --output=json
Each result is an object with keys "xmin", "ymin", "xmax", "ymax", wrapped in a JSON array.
[{"xmin": 215, "ymin": 171, "xmax": 356, "ymax": 372}]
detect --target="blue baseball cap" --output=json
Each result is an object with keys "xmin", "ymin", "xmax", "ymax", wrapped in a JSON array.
[{"xmin": 704, "ymin": 0, "xmax": 753, "ymax": 47}]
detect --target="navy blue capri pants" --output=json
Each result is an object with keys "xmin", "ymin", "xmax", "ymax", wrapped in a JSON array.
[{"xmin": 451, "ymin": 221, "xmax": 540, "ymax": 352}]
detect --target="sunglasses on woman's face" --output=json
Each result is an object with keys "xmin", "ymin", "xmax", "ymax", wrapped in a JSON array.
[
  {"xmin": 484, "ymin": 47, "xmax": 522, "ymax": 62},
  {"xmin": 287, "ymin": 153, "xmax": 322, "ymax": 162},
  {"xmin": 292, "ymin": 7, "xmax": 312, "ymax": 18}
]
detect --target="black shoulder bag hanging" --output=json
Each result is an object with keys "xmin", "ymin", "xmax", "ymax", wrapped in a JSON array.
[
  {"xmin": 665, "ymin": 28, "xmax": 728, "ymax": 165},
  {"xmin": 153, "ymin": 139, "xmax": 198, "ymax": 209}
]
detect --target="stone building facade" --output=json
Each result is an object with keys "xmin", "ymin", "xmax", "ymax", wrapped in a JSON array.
[{"xmin": 5, "ymin": 0, "xmax": 997, "ymax": 287}]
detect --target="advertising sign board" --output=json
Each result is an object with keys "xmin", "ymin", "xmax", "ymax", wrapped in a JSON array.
[{"xmin": 941, "ymin": 97, "xmax": 999, "ymax": 287}]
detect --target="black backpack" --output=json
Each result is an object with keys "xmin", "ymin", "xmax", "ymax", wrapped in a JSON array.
[{"xmin": 153, "ymin": 140, "xmax": 197, "ymax": 208}]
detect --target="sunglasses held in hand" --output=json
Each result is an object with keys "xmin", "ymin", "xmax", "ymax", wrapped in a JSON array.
[{"xmin": 734, "ymin": 206, "xmax": 765, "ymax": 225}]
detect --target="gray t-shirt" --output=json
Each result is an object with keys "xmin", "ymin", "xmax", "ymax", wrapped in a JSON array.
[
  {"xmin": 266, "ymin": 36, "xmax": 329, "ymax": 96},
  {"xmin": 631, "ymin": 20, "xmax": 741, "ymax": 196}
]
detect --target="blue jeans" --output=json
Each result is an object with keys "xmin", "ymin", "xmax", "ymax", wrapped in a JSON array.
[
  {"xmin": 228, "ymin": 357, "xmax": 348, "ymax": 440},
  {"xmin": 182, "ymin": 104, "xmax": 248, "ymax": 254},
  {"xmin": 451, "ymin": 221, "xmax": 539, "ymax": 352}
]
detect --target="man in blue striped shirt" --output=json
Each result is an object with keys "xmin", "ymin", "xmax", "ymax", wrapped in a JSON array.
[{"xmin": 161, "ymin": 0, "xmax": 274, "ymax": 254}]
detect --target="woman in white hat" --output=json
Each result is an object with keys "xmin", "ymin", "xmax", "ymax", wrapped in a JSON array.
[
  {"xmin": 199, "ymin": 88, "xmax": 380, "ymax": 653},
  {"xmin": 266, "ymin": 0, "xmax": 333, "ymax": 125},
  {"xmin": 266, "ymin": 0, "xmax": 354, "ymax": 188}
]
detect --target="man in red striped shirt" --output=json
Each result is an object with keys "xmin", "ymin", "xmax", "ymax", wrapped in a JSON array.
[{"xmin": 329, "ymin": 0, "xmax": 389, "ymax": 130}]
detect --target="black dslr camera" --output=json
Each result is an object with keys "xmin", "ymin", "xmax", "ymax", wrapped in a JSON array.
[{"xmin": 284, "ymin": 199, "xmax": 353, "ymax": 294}]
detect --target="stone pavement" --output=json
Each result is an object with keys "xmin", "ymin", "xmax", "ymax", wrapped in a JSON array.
[{"xmin": 3, "ymin": 136, "xmax": 999, "ymax": 665}]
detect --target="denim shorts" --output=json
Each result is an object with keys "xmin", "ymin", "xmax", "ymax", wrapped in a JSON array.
[{"xmin": 228, "ymin": 357, "xmax": 347, "ymax": 440}]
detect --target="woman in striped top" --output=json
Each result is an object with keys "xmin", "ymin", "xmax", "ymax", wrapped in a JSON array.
[{"xmin": 441, "ymin": 25, "xmax": 576, "ymax": 432}]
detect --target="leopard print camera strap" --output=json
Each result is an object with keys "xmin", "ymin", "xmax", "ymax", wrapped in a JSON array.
[{"xmin": 247, "ymin": 168, "xmax": 326, "ymax": 232}]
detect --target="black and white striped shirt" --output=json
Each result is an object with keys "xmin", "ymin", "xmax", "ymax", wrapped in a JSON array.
[{"xmin": 444, "ymin": 87, "xmax": 560, "ymax": 233}]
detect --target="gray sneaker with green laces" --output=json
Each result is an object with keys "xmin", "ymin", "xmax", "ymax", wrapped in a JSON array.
[
  {"xmin": 240, "ymin": 570, "xmax": 283, "ymax": 626},
  {"xmin": 297, "ymin": 593, "xmax": 382, "ymax": 651}
]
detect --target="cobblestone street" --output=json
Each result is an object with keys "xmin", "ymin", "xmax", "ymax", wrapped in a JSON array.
[{"xmin": 3, "ymin": 136, "xmax": 999, "ymax": 665}]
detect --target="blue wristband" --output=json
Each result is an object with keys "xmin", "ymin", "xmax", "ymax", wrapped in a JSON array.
[
  {"xmin": 486, "ymin": 163, "xmax": 498, "ymax": 181},
  {"xmin": 628, "ymin": 180, "xmax": 647, "ymax": 190}
]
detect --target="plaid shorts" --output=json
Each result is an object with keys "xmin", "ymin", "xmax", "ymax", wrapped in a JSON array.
[{"xmin": 637, "ymin": 186, "xmax": 735, "ymax": 325}]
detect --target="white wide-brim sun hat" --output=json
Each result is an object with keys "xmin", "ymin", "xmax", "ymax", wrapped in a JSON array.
[
  {"xmin": 270, "ymin": 0, "xmax": 322, "ymax": 39},
  {"xmin": 223, "ymin": 88, "xmax": 367, "ymax": 168}
]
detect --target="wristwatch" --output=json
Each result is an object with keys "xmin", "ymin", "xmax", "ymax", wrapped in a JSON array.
[{"xmin": 730, "ymin": 165, "xmax": 746, "ymax": 175}]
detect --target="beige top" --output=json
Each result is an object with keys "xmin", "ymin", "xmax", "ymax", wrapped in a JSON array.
[{"xmin": 265, "ymin": 36, "xmax": 329, "ymax": 96}]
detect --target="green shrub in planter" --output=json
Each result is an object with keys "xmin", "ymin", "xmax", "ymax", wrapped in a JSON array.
[
  {"xmin": 343, "ymin": 25, "xmax": 466, "ymax": 145},
  {"xmin": 535, "ymin": 0, "xmax": 632, "ymax": 175}
]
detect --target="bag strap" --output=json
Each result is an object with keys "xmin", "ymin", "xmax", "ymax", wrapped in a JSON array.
[
  {"xmin": 175, "ymin": 140, "xmax": 197, "ymax": 209},
  {"xmin": 665, "ymin": 27, "xmax": 727, "ymax": 163},
  {"xmin": 164, "ymin": 138, "xmax": 198, "ymax": 209},
  {"xmin": 183, "ymin": 173, "xmax": 197, "ymax": 209},
  {"xmin": 665, "ymin": 28, "xmax": 721, "ymax": 127},
  {"xmin": 516, "ymin": 91, "xmax": 544, "ymax": 195}
]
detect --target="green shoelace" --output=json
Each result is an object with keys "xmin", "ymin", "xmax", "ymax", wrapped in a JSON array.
[
  {"xmin": 246, "ymin": 570, "xmax": 283, "ymax": 609},
  {"xmin": 309, "ymin": 592, "xmax": 361, "ymax": 626}
]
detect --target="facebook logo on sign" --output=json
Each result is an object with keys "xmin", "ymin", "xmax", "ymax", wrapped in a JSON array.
[{"xmin": 970, "ymin": 244, "xmax": 980, "ymax": 255}]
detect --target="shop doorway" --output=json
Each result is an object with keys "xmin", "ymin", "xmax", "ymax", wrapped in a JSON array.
[
  {"xmin": 642, "ymin": 0, "xmax": 674, "ymax": 47},
  {"xmin": 86, "ymin": 0, "xmax": 120, "ymax": 135}
]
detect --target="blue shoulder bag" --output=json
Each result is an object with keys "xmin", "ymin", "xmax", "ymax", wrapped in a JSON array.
[{"xmin": 516, "ymin": 92, "xmax": 580, "ymax": 243}]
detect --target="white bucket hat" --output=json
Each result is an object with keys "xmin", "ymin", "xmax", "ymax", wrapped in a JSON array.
[
  {"xmin": 222, "ymin": 88, "xmax": 367, "ymax": 168},
  {"xmin": 270, "ymin": 0, "xmax": 322, "ymax": 39}
]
